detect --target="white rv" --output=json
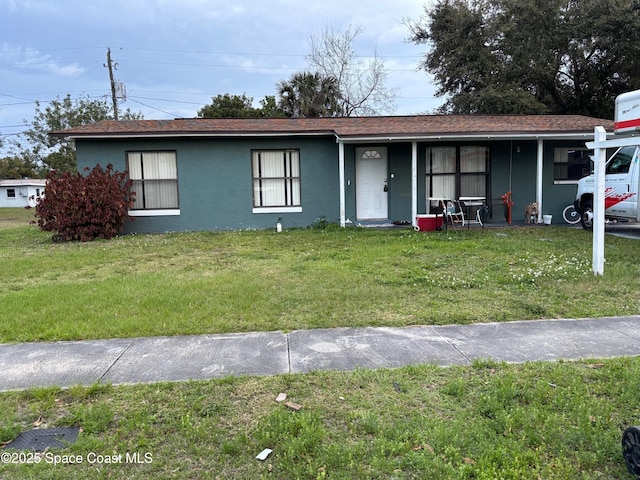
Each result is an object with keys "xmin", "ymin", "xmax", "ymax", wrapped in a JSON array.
[{"xmin": 574, "ymin": 90, "xmax": 640, "ymax": 229}]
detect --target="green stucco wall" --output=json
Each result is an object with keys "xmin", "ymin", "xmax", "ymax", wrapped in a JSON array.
[
  {"xmin": 76, "ymin": 136, "xmax": 340, "ymax": 233},
  {"xmin": 490, "ymin": 139, "xmax": 587, "ymax": 223},
  {"xmin": 76, "ymin": 135, "xmax": 590, "ymax": 232},
  {"xmin": 543, "ymin": 140, "xmax": 587, "ymax": 222}
]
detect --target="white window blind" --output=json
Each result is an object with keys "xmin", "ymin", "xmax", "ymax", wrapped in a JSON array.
[
  {"xmin": 460, "ymin": 146, "xmax": 488, "ymax": 198},
  {"xmin": 460, "ymin": 146, "xmax": 487, "ymax": 173},
  {"xmin": 128, "ymin": 151, "xmax": 178, "ymax": 210},
  {"xmin": 425, "ymin": 146, "xmax": 489, "ymax": 201},
  {"xmin": 426, "ymin": 147, "xmax": 456, "ymax": 200},
  {"xmin": 252, "ymin": 150, "xmax": 301, "ymax": 208}
]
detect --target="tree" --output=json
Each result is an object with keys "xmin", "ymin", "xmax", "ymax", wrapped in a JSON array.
[
  {"xmin": 198, "ymin": 93, "xmax": 287, "ymax": 118},
  {"xmin": 13, "ymin": 94, "xmax": 142, "ymax": 173},
  {"xmin": 306, "ymin": 23, "xmax": 397, "ymax": 116},
  {"xmin": 258, "ymin": 96, "xmax": 288, "ymax": 118},
  {"xmin": 198, "ymin": 93, "xmax": 260, "ymax": 118},
  {"xmin": 0, "ymin": 155, "xmax": 40, "ymax": 179},
  {"xmin": 277, "ymin": 72, "xmax": 342, "ymax": 118},
  {"xmin": 406, "ymin": 0, "xmax": 640, "ymax": 117}
]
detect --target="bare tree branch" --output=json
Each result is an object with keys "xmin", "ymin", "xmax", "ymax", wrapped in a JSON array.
[{"xmin": 306, "ymin": 23, "xmax": 397, "ymax": 116}]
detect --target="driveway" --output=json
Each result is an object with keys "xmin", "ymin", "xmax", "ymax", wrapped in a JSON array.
[{"xmin": 605, "ymin": 222, "xmax": 640, "ymax": 239}]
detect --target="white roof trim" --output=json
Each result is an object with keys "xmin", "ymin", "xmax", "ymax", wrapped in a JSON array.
[
  {"xmin": 336, "ymin": 133, "xmax": 601, "ymax": 143},
  {"xmin": 64, "ymin": 132, "xmax": 334, "ymax": 140},
  {"xmin": 0, "ymin": 179, "xmax": 47, "ymax": 186},
  {"xmin": 67, "ymin": 131, "xmax": 600, "ymax": 142}
]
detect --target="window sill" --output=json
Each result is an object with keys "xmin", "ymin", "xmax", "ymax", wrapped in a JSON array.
[
  {"xmin": 129, "ymin": 209, "xmax": 181, "ymax": 216},
  {"xmin": 252, "ymin": 206, "xmax": 302, "ymax": 214}
]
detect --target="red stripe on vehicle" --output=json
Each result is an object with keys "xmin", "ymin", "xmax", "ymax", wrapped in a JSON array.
[
  {"xmin": 605, "ymin": 197, "xmax": 625, "ymax": 209},
  {"xmin": 614, "ymin": 118, "xmax": 640, "ymax": 131},
  {"xmin": 604, "ymin": 189, "xmax": 636, "ymax": 209}
]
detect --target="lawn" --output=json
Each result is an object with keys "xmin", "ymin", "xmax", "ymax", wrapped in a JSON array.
[
  {"xmin": 0, "ymin": 207, "xmax": 37, "ymax": 230},
  {"xmin": 1, "ymin": 359, "xmax": 639, "ymax": 479},
  {"xmin": 0, "ymin": 208, "xmax": 639, "ymax": 343},
  {"xmin": 2, "ymin": 208, "xmax": 640, "ymax": 479}
]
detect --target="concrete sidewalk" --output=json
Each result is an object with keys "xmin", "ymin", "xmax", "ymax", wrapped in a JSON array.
[{"xmin": 1, "ymin": 316, "xmax": 640, "ymax": 391}]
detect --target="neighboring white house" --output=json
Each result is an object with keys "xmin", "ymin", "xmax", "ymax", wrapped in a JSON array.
[{"xmin": 0, "ymin": 179, "xmax": 46, "ymax": 208}]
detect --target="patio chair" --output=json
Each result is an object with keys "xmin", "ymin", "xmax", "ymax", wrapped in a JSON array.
[
  {"xmin": 445, "ymin": 200, "xmax": 465, "ymax": 226},
  {"xmin": 477, "ymin": 205, "xmax": 490, "ymax": 225}
]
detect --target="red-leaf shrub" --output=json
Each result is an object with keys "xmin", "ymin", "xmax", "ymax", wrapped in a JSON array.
[{"xmin": 30, "ymin": 163, "xmax": 135, "ymax": 242}]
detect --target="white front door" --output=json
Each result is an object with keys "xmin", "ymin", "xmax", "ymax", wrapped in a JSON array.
[{"xmin": 356, "ymin": 147, "xmax": 388, "ymax": 220}]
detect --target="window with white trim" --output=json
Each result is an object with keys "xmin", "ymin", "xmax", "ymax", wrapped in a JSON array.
[
  {"xmin": 127, "ymin": 151, "xmax": 179, "ymax": 210},
  {"xmin": 425, "ymin": 146, "xmax": 489, "ymax": 200},
  {"xmin": 7, "ymin": 188, "xmax": 16, "ymax": 198},
  {"xmin": 252, "ymin": 150, "xmax": 301, "ymax": 210}
]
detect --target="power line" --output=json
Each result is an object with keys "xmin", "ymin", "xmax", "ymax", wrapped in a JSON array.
[
  {"xmin": 0, "ymin": 92, "xmax": 109, "ymax": 105},
  {"xmin": 1, "ymin": 90, "xmax": 104, "ymax": 97},
  {"xmin": 127, "ymin": 95, "xmax": 205, "ymax": 106},
  {"xmin": 0, "ymin": 101, "xmax": 36, "ymax": 106},
  {"xmin": 0, "ymin": 45, "xmax": 423, "ymax": 59},
  {"xmin": 0, "ymin": 46, "xmax": 107, "ymax": 54},
  {"xmin": 111, "ymin": 58, "xmax": 418, "ymax": 73},
  {"xmin": 119, "ymin": 59, "xmax": 301, "ymax": 70},
  {"xmin": 127, "ymin": 98, "xmax": 180, "ymax": 118},
  {"xmin": 0, "ymin": 43, "xmax": 432, "ymax": 123}
]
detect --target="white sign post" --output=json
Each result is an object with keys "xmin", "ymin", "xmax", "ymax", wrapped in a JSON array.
[{"xmin": 592, "ymin": 126, "xmax": 607, "ymax": 276}]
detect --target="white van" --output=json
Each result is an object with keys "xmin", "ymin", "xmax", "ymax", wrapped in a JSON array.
[{"xmin": 574, "ymin": 90, "xmax": 640, "ymax": 229}]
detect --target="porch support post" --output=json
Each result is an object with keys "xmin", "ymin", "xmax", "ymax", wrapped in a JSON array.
[
  {"xmin": 338, "ymin": 140, "xmax": 346, "ymax": 227},
  {"xmin": 536, "ymin": 138, "xmax": 544, "ymax": 223},
  {"xmin": 412, "ymin": 141, "xmax": 418, "ymax": 228}
]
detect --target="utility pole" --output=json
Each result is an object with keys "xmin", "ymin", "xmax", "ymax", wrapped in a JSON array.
[{"xmin": 106, "ymin": 48, "xmax": 119, "ymax": 120}]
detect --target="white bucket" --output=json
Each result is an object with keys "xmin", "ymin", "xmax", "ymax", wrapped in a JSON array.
[{"xmin": 543, "ymin": 215, "xmax": 552, "ymax": 225}]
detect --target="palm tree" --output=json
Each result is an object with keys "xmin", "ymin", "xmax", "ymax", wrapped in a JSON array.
[{"xmin": 277, "ymin": 72, "xmax": 342, "ymax": 118}]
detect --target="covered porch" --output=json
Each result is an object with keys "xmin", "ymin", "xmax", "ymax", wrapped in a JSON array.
[{"xmin": 336, "ymin": 132, "xmax": 601, "ymax": 228}]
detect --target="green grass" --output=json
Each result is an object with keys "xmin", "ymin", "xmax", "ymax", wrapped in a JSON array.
[
  {"xmin": 0, "ymin": 207, "xmax": 36, "ymax": 230},
  {"xmin": 0, "ymin": 358, "xmax": 638, "ymax": 479},
  {"xmin": 2, "ymin": 208, "xmax": 640, "ymax": 478},
  {"xmin": 1, "ymin": 208, "xmax": 639, "ymax": 342}
]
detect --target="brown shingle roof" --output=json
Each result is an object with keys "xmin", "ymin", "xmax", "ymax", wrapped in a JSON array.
[{"xmin": 52, "ymin": 115, "xmax": 614, "ymax": 139}]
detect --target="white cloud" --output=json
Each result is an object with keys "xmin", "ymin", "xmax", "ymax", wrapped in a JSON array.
[
  {"xmin": 1, "ymin": 45, "xmax": 86, "ymax": 77},
  {"xmin": 43, "ymin": 61, "xmax": 86, "ymax": 77}
]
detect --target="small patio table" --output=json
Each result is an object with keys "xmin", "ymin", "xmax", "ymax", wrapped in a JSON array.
[{"xmin": 459, "ymin": 196, "xmax": 486, "ymax": 230}]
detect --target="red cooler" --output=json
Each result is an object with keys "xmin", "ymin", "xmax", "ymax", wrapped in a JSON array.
[{"xmin": 415, "ymin": 214, "xmax": 443, "ymax": 232}]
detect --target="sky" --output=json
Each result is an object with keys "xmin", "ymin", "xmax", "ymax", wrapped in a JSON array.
[{"xmin": 0, "ymin": 0, "xmax": 439, "ymax": 156}]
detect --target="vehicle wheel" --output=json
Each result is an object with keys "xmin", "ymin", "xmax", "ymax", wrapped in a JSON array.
[
  {"xmin": 562, "ymin": 205, "xmax": 581, "ymax": 224},
  {"xmin": 581, "ymin": 201, "xmax": 593, "ymax": 230},
  {"xmin": 622, "ymin": 426, "xmax": 640, "ymax": 477}
]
